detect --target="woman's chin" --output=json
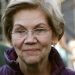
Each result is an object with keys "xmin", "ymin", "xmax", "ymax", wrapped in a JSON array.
[{"xmin": 23, "ymin": 56, "xmax": 41, "ymax": 64}]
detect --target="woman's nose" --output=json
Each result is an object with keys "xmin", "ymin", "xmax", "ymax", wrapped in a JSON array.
[{"xmin": 24, "ymin": 31, "xmax": 37, "ymax": 44}]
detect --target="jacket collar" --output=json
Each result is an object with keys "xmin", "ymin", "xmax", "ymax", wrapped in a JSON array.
[
  {"xmin": 4, "ymin": 47, "xmax": 65, "ymax": 75},
  {"xmin": 49, "ymin": 47, "xmax": 65, "ymax": 75}
]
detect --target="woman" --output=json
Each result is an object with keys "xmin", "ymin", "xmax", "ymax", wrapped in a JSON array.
[{"xmin": 0, "ymin": 0, "xmax": 75, "ymax": 75}]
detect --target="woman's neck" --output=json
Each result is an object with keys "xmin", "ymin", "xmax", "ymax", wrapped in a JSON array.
[{"xmin": 17, "ymin": 57, "xmax": 51, "ymax": 75}]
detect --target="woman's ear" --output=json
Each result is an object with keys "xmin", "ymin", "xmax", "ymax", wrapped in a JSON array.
[{"xmin": 51, "ymin": 35, "xmax": 58, "ymax": 46}]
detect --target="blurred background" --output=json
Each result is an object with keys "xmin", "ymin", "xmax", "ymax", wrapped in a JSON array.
[{"xmin": 0, "ymin": 0, "xmax": 75, "ymax": 69}]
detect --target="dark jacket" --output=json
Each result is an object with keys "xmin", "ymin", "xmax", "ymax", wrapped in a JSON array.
[{"xmin": 0, "ymin": 47, "xmax": 75, "ymax": 75}]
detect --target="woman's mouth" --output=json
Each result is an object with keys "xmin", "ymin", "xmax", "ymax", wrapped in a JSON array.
[{"xmin": 23, "ymin": 49, "xmax": 41, "ymax": 56}]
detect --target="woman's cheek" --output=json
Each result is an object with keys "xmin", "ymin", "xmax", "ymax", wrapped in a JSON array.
[
  {"xmin": 37, "ymin": 35, "xmax": 52, "ymax": 45},
  {"xmin": 11, "ymin": 38, "xmax": 23, "ymax": 49}
]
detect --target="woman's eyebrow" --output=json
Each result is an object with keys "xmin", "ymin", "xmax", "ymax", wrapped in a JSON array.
[
  {"xmin": 34, "ymin": 23, "xmax": 48, "ymax": 28},
  {"xmin": 13, "ymin": 24, "xmax": 26, "ymax": 29}
]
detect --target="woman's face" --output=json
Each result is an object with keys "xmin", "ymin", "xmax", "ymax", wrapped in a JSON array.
[{"xmin": 11, "ymin": 8, "xmax": 56, "ymax": 64}]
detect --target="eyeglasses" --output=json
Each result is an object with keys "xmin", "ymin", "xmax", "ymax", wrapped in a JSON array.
[{"xmin": 11, "ymin": 28, "xmax": 51, "ymax": 39}]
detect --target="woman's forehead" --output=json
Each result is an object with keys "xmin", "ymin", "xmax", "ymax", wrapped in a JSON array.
[{"xmin": 13, "ymin": 9, "xmax": 50, "ymax": 27}]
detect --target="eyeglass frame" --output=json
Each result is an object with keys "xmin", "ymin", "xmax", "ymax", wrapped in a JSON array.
[{"xmin": 11, "ymin": 26, "xmax": 52, "ymax": 39}]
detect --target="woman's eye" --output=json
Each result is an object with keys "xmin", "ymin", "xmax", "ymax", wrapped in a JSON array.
[
  {"xmin": 15, "ymin": 30, "xmax": 25, "ymax": 33},
  {"xmin": 35, "ymin": 29, "xmax": 47, "ymax": 32}
]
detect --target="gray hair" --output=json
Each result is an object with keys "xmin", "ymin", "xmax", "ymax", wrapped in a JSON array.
[{"xmin": 2, "ymin": 0, "xmax": 65, "ymax": 42}]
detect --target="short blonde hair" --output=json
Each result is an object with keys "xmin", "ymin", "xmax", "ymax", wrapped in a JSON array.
[{"xmin": 2, "ymin": 0, "xmax": 64, "ymax": 42}]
